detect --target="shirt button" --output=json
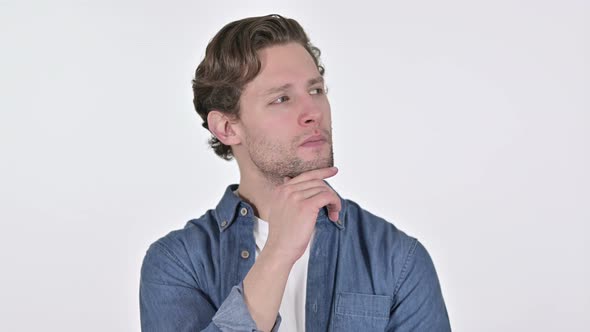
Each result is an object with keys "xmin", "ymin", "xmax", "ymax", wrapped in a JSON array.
[
  {"xmin": 240, "ymin": 207, "xmax": 248, "ymax": 216},
  {"xmin": 336, "ymin": 219, "xmax": 343, "ymax": 226},
  {"xmin": 220, "ymin": 220, "xmax": 228, "ymax": 228},
  {"xmin": 241, "ymin": 250, "xmax": 250, "ymax": 259}
]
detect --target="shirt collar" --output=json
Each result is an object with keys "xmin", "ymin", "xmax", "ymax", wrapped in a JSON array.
[{"xmin": 214, "ymin": 182, "xmax": 347, "ymax": 232}]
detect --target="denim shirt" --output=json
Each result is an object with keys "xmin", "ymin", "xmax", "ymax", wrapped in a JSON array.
[{"xmin": 140, "ymin": 184, "xmax": 451, "ymax": 331}]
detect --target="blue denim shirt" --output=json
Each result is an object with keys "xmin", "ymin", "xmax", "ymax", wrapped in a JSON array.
[{"xmin": 140, "ymin": 184, "xmax": 451, "ymax": 331}]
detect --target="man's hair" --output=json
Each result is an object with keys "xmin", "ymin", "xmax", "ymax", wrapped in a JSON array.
[{"xmin": 192, "ymin": 14, "xmax": 325, "ymax": 160}]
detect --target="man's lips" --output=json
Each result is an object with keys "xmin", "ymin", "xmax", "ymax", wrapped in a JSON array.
[{"xmin": 300, "ymin": 135, "xmax": 327, "ymax": 147}]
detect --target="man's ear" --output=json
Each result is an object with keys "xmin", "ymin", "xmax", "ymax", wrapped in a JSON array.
[{"xmin": 207, "ymin": 110, "xmax": 241, "ymax": 146}]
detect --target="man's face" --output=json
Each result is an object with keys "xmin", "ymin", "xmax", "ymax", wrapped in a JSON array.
[{"xmin": 235, "ymin": 42, "xmax": 333, "ymax": 182}]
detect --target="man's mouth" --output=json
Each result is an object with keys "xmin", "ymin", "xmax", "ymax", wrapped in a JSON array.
[{"xmin": 300, "ymin": 134, "xmax": 327, "ymax": 148}]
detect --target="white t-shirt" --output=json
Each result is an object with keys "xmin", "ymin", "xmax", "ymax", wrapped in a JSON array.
[{"xmin": 253, "ymin": 216, "xmax": 313, "ymax": 332}]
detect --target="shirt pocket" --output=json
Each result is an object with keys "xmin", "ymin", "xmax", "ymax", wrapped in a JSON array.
[{"xmin": 332, "ymin": 292, "xmax": 392, "ymax": 332}]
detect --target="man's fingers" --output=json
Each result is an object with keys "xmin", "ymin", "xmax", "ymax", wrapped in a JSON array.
[
  {"xmin": 286, "ymin": 167, "xmax": 338, "ymax": 185},
  {"xmin": 296, "ymin": 186, "xmax": 330, "ymax": 200},
  {"xmin": 326, "ymin": 205, "xmax": 341, "ymax": 222},
  {"xmin": 326, "ymin": 199, "xmax": 342, "ymax": 222},
  {"xmin": 279, "ymin": 167, "xmax": 341, "ymax": 222},
  {"xmin": 305, "ymin": 190, "xmax": 342, "ymax": 222},
  {"xmin": 285, "ymin": 179, "xmax": 329, "ymax": 194}
]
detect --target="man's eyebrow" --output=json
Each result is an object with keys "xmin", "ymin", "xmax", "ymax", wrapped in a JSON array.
[
  {"xmin": 307, "ymin": 76, "xmax": 324, "ymax": 87},
  {"xmin": 261, "ymin": 76, "xmax": 325, "ymax": 96},
  {"xmin": 262, "ymin": 83, "xmax": 292, "ymax": 96}
]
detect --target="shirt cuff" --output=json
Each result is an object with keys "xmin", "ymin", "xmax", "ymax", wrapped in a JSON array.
[{"xmin": 212, "ymin": 282, "xmax": 282, "ymax": 332}]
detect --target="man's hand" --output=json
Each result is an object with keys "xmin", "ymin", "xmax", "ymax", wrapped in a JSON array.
[
  {"xmin": 264, "ymin": 166, "xmax": 342, "ymax": 265},
  {"xmin": 243, "ymin": 166, "xmax": 341, "ymax": 331}
]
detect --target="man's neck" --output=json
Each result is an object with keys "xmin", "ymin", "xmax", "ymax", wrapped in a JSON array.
[{"xmin": 235, "ymin": 169, "xmax": 280, "ymax": 222}]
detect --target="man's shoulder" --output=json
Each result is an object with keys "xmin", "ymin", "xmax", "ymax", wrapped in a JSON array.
[
  {"xmin": 146, "ymin": 209, "xmax": 221, "ymax": 258},
  {"xmin": 341, "ymin": 198, "xmax": 418, "ymax": 254},
  {"xmin": 343, "ymin": 198, "xmax": 412, "ymax": 236}
]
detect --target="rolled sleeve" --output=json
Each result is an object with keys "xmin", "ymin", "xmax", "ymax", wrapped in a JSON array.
[
  {"xmin": 140, "ymin": 242, "xmax": 281, "ymax": 332},
  {"xmin": 213, "ymin": 282, "xmax": 282, "ymax": 332}
]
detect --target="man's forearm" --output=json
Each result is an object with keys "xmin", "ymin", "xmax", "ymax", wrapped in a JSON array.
[
  {"xmin": 241, "ymin": 168, "xmax": 341, "ymax": 331},
  {"xmin": 242, "ymin": 248, "xmax": 294, "ymax": 331}
]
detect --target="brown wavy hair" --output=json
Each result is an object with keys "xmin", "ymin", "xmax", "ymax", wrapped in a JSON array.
[{"xmin": 192, "ymin": 14, "xmax": 325, "ymax": 160}]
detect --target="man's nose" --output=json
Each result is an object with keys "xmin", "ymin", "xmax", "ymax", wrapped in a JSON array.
[{"xmin": 298, "ymin": 95, "xmax": 322, "ymax": 126}]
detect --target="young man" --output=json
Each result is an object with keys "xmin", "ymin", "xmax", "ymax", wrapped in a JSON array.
[{"xmin": 140, "ymin": 14, "xmax": 451, "ymax": 332}]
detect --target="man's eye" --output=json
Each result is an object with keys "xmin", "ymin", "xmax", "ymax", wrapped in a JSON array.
[
  {"xmin": 310, "ymin": 87, "xmax": 326, "ymax": 95},
  {"xmin": 271, "ymin": 96, "xmax": 289, "ymax": 104}
]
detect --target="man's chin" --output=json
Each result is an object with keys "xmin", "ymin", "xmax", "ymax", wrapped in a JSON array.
[
  {"xmin": 298, "ymin": 146, "xmax": 333, "ymax": 164},
  {"xmin": 285, "ymin": 157, "xmax": 334, "ymax": 178}
]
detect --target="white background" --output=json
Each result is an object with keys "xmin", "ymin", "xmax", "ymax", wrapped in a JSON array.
[{"xmin": 1, "ymin": 0, "xmax": 588, "ymax": 331}]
